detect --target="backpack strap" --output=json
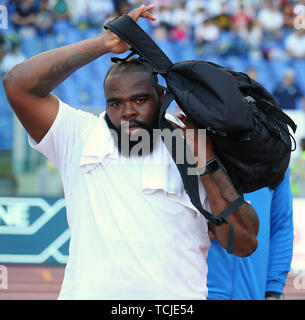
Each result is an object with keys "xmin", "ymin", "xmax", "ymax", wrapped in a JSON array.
[
  {"xmin": 251, "ymin": 95, "xmax": 297, "ymax": 133},
  {"xmin": 160, "ymin": 93, "xmax": 243, "ymax": 254},
  {"xmin": 104, "ymin": 14, "xmax": 173, "ymax": 75}
]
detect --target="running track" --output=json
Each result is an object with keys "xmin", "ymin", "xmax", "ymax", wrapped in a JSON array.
[{"xmin": 0, "ymin": 265, "xmax": 304, "ymax": 300}]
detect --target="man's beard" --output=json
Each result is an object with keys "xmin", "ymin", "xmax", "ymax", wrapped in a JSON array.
[{"xmin": 104, "ymin": 113, "xmax": 160, "ymax": 157}]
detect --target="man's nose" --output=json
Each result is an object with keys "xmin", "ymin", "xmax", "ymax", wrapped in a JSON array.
[{"xmin": 122, "ymin": 101, "xmax": 137, "ymax": 120}]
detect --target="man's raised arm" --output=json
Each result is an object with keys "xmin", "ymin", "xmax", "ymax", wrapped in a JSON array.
[{"xmin": 2, "ymin": 5, "xmax": 156, "ymax": 143}]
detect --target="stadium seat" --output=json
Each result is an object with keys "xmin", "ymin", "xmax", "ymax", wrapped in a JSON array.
[
  {"xmin": 53, "ymin": 20, "xmax": 72, "ymax": 36},
  {"xmin": 268, "ymin": 59, "xmax": 291, "ymax": 83},
  {"xmin": 0, "ymin": 113, "xmax": 13, "ymax": 151},
  {"xmin": 247, "ymin": 59, "xmax": 276, "ymax": 91},
  {"xmin": 172, "ymin": 40, "xmax": 196, "ymax": 61},
  {"xmin": 42, "ymin": 34, "xmax": 59, "ymax": 51},
  {"xmin": 155, "ymin": 39, "xmax": 178, "ymax": 63},
  {"xmin": 225, "ymin": 56, "xmax": 248, "ymax": 73},
  {"xmin": 292, "ymin": 60, "xmax": 305, "ymax": 95},
  {"xmin": 20, "ymin": 36, "xmax": 41, "ymax": 58},
  {"xmin": 57, "ymin": 79, "xmax": 81, "ymax": 107}
]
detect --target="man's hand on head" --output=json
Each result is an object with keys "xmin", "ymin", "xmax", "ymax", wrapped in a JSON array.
[{"xmin": 104, "ymin": 4, "xmax": 156, "ymax": 54}]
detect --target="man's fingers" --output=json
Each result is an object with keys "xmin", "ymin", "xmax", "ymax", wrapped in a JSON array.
[
  {"xmin": 177, "ymin": 113, "xmax": 196, "ymax": 129},
  {"xmin": 129, "ymin": 4, "xmax": 156, "ymax": 22}
]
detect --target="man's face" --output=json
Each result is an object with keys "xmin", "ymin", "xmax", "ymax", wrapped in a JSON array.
[
  {"xmin": 105, "ymin": 67, "xmax": 162, "ymax": 135},
  {"xmin": 104, "ymin": 67, "xmax": 163, "ymax": 156}
]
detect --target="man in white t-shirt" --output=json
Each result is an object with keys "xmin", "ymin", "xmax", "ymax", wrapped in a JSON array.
[
  {"xmin": 3, "ymin": 5, "xmax": 259, "ymax": 300},
  {"xmin": 285, "ymin": 29, "xmax": 305, "ymax": 60}
]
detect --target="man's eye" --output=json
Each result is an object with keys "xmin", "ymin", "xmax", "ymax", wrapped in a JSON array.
[
  {"xmin": 136, "ymin": 98, "xmax": 146, "ymax": 104},
  {"xmin": 110, "ymin": 102, "xmax": 119, "ymax": 107}
]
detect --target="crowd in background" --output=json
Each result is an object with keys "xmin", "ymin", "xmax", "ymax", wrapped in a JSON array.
[{"xmin": 0, "ymin": 0, "xmax": 304, "ymax": 61}]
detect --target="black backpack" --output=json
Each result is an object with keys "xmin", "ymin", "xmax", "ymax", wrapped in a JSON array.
[{"xmin": 105, "ymin": 15, "xmax": 297, "ymax": 254}]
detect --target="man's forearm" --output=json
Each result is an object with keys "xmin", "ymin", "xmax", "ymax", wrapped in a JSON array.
[
  {"xmin": 4, "ymin": 33, "xmax": 109, "ymax": 97},
  {"xmin": 200, "ymin": 160, "xmax": 259, "ymax": 257}
]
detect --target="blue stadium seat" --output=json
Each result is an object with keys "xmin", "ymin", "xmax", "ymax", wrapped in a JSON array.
[
  {"xmin": 268, "ymin": 59, "xmax": 291, "ymax": 83},
  {"xmin": 73, "ymin": 66, "xmax": 93, "ymax": 89},
  {"xmin": 172, "ymin": 40, "xmax": 196, "ymax": 61},
  {"xmin": 87, "ymin": 81, "xmax": 105, "ymax": 108},
  {"xmin": 20, "ymin": 36, "xmax": 41, "ymax": 58},
  {"xmin": 137, "ymin": 19, "xmax": 153, "ymax": 36},
  {"xmin": 57, "ymin": 79, "xmax": 81, "ymax": 107},
  {"xmin": 155, "ymin": 40, "xmax": 178, "ymax": 63},
  {"xmin": 247, "ymin": 59, "xmax": 276, "ymax": 91},
  {"xmin": 0, "ymin": 113, "xmax": 13, "ymax": 151},
  {"xmin": 225, "ymin": 56, "xmax": 248, "ymax": 73},
  {"xmin": 0, "ymin": 82, "xmax": 11, "ymax": 114},
  {"xmin": 42, "ymin": 34, "xmax": 59, "ymax": 51},
  {"xmin": 292, "ymin": 60, "xmax": 305, "ymax": 95},
  {"xmin": 64, "ymin": 28, "xmax": 82, "ymax": 45},
  {"xmin": 53, "ymin": 20, "xmax": 72, "ymax": 35}
]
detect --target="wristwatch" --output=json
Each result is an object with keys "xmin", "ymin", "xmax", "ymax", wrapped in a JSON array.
[{"xmin": 198, "ymin": 158, "xmax": 222, "ymax": 176}]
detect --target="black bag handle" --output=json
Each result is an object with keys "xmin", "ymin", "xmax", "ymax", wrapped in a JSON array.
[{"xmin": 104, "ymin": 14, "xmax": 173, "ymax": 75}]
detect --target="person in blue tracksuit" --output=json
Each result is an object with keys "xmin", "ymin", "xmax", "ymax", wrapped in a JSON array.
[{"xmin": 207, "ymin": 169, "xmax": 293, "ymax": 300}]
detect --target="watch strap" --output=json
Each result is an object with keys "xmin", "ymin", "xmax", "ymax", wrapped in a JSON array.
[{"xmin": 199, "ymin": 158, "xmax": 221, "ymax": 176}]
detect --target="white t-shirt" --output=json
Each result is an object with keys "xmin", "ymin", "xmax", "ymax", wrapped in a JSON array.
[
  {"xmin": 257, "ymin": 8, "xmax": 284, "ymax": 30},
  {"xmin": 28, "ymin": 99, "xmax": 211, "ymax": 300},
  {"xmin": 285, "ymin": 33, "xmax": 305, "ymax": 58}
]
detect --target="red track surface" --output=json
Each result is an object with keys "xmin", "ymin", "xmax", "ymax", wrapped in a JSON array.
[{"xmin": 0, "ymin": 265, "xmax": 304, "ymax": 300}]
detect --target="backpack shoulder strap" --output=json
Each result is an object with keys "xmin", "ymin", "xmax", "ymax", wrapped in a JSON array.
[
  {"xmin": 104, "ymin": 14, "xmax": 173, "ymax": 75},
  {"xmin": 160, "ymin": 93, "xmax": 243, "ymax": 255}
]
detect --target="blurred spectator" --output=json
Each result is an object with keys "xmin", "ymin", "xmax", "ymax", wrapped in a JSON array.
[
  {"xmin": 86, "ymin": 0, "xmax": 115, "ymax": 28},
  {"xmin": 151, "ymin": 0, "xmax": 171, "ymax": 10},
  {"xmin": 0, "ymin": 42, "xmax": 25, "ymax": 75},
  {"xmin": 170, "ymin": 21, "xmax": 189, "ymax": 42},
  {"xmin": 186, "ymin": 0, "xmax": 206, "ymax": 15},
  {"xmin": 217, "ymin": 29, "xmax": 238, "ymax": 57},
  {"xmin": 151, "ymin": 4, "xmax": 173, "ymax": 39},
  {"xmin": 35, "ymin": 0, "xmax": 54, "ymax": 36},
  {"xmin": 247, "ymin": 66, "xmax": 258, "ymax": 81},
  {"xmin": 232, "ymin": 3, "xmax": 253, "ymax": 30},
  {"xmin": 52, "ymin": 0, "xmax": 69, "ymax": 21},
  {"xmin": 195, "ymin": 18, "xmax": 220, "ymax": 56},
  {"xmin": 213, "ymin": 1, "xmax": 232, "ymax": 31},
  {"xmin": 208, "ymin": 0, "xmax": 231, "ymax": 17},
  {"xmin": 192, "ymin": 7, "xmax": 208, "ymax": 31},
  {"xmin": 152, "ymin": 4, "xmax": 173, "ymax": 29},
  {"xmin": 282, "ymin": 1, "xmax": 296, "ymax": 29},
  {"xmin": 115, "ymin": 0, "xmax": 131, "ymax": 15},
  {"xmin": 290, "ymin": 138, "xmax": 305, "ymax": 197},
  {"xmin": 11, "ymin": 0, "xmax": 38, "ymax": 36},
  {"xmin": 172, "ymin": 1, "xmax": 190, "ymax": 26},
  {"xmin": 273, "ymin": 68, "xmax": 305, "ymax": 110},
  {"xmin": 285, "ymin": 29, "xmax": 305, "ymax": 60},
  {"xmin": 238, "ymin": 19, "xmax": 263, "ymax": 59},
  {"xmin": 257, "ymin": 0, "xmax": 283, "ymax": 40}
]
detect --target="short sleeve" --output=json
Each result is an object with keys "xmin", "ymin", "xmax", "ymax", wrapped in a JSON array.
[{"xmin": 28, "ymin": 98, "xmax": 98, "ymax": 170}]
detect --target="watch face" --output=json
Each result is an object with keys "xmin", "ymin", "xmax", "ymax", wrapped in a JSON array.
[{"xmin": 208, "ymin": 159, "xmax": 220, "ymax": 172}]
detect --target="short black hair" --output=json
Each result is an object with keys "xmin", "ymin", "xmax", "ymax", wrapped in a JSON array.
[{"xmin": 103, "ymin": 57, "xmax": 162, "ymax": 93}]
